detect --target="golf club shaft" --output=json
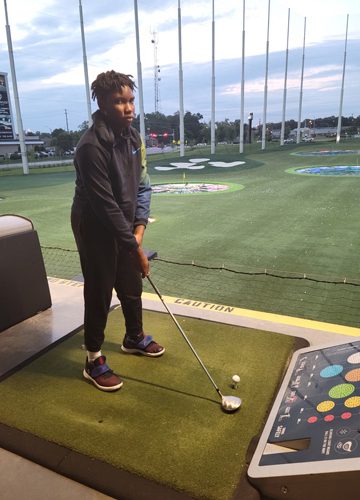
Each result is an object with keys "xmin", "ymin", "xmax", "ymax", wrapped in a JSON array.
[{"xmin": 147, "ymin": 275, "xmax": 222, "ymax": 398}]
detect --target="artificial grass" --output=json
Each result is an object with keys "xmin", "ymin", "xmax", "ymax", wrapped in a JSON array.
[
  {"xmin": 0, "ymin": 162, "xmax": 75, "ymax": 176},
  {"xmin": 0, "ymin": 308, "xmax": 295, "ymax": 500},
  {"xmin": 145, "ymin": 142, "xmax": 360, "ymax": 277},
  {"xmin": 0, "ymin": 171, "xmax": 77, "ymax": 249},
  {"xmin": 1, "ymin": 139, "xmax": 360, "ymax": 326}
]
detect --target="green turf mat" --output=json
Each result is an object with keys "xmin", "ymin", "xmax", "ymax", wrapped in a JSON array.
[{"xmin": 0, "ymin": 309, "xmax": 295, "ymax": 500}]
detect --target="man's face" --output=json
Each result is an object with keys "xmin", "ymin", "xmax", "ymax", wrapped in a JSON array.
[{"xmin": 98, "ymin": 86, "xmax": 135, "ymax": 133}]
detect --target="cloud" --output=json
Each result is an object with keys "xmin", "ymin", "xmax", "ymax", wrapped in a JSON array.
[
  {"xmin": 149, "ymin": 37, "xmax": 360, "ymax": 124},
  {"xmin": 1, "ymin": 0, "xmax": 359, "ymax": 132},
  {"xmin": 319, "ymin": 87, "xmax": 341, "ymax": 92},
  {"xmin": 222, "ymin": 72, "xmax": 343, "ymax": 95}
]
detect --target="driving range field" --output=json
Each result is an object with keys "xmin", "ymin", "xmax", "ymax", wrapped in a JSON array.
[
  {"xmin": 1, "ymin": 139, "xmax": 360, "ymax": 327},
  {"xmin": 1, "ymin": 139, "xmax": 360, "ymax": 499}
]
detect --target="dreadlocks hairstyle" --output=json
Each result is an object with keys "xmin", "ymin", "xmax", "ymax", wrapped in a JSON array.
[{"xmin": 91, "ymin": 71, "xmax": 137, "ymax": 102}]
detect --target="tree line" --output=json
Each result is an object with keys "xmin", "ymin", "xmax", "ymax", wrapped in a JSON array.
[
  {"xmin": 131, "ymin": 112, "xmax": 360, "ymax": 145},
  {"xmin": 29, "ymin": 113, "xmax": 360, "ymax": 152}
]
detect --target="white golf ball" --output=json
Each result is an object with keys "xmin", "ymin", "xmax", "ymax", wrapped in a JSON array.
[{"xmin": 232, "ymin": 375, "xmax": 240, "ymax": 383}]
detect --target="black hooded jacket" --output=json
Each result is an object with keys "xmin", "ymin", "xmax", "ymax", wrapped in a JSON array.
[{"xmin": 72, "ymin": 110, "xmax": 151, "ymax": 251}]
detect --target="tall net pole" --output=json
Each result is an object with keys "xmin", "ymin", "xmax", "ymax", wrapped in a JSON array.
[
  {"xmin": 4, "ymin": 0, "xmax": 28, "ymax": 174},
  {"xmin": 296, "ymin": 17, "xmax": 306, "ymax": 144},
  {"xmin": 336, "ymin": 14, "xmax": 349, "ymax": 144},
  {"xmin": 178, "ymin": 0, "xmax": 185, "ymax": 157},
  {"xmin": 133, "ymin": 0, "xmax": 146, "ymax": 142},
  {"xmin": 280, "ymin": 8, "xmax": 290, "ymax": 146},
  {"xmin": 239, "ymin": 0, "xmax": 245, "ymax": 154},
  {"xmin": 210, "ymin": 0, "xmax": 215, "ymax": 154},
  {"xmin": 261, "ymin": 0, "xmax": 270, "ymax": 151},
  {"xmin": 79, "ymin": 0, "xmax": 92, "ymax": 126}
]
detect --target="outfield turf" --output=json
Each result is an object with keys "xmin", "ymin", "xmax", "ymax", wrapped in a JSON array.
[{"xmin": 1, "ymin": 139, "xmax": 360, "ymax": 326}]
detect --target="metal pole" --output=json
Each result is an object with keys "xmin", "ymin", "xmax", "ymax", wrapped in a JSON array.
[
  {"xmin": 239, "ymin": 0, "xmax": 245, "ymax": 154},
  {"xmin": 178, "ymin": 0, "xmax": 185, "ymax": 157},
  {"xmin": 133, "ymin": 0, "xmax": 146, "ymax": 142},
  {"xmin": 248, "ymin": 113, "xmax": 253, "ymax": 143},
  {"xmin": 65, "ymin": 109, "xmax": 69, "ymax": 133},
  {"xmin": 79, "ymin": 0, "xmax": 92, "ymax": 126},
  {"xmin": 280, "ymin": 8, "xmax": 290, "ymax": 146},
  {"xmin": 297, "ymin": 17, "xmax": 306, "ymax": 144},
  {"xmin": 210, "ymin": 0, "xmax": 215, "ymax": 154},
  {"xmin": 310, "ymin": 112, "xmax": 315, "ymax": 137},
  {"xmin": 4, "ymin": 0, "xmax": 28, "ymax": 174},
  {"xmin": 336, "ymin": 14, "xmax": 349, "ymax": 144},
  {"xmin": 261, "ymin": 0, "xmax": 270, "ymax": 150}
]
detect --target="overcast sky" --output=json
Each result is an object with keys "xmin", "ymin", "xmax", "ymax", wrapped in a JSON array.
[{"xmin": 0, "ymin": 0, "xmax": 359, "ymax": 133}]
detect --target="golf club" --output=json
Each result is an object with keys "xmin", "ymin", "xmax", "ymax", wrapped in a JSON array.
[{"xmin": 146, "ymin": 275, "xmax": 242, "ymax": 413}]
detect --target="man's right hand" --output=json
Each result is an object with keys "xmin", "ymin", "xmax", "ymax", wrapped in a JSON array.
[{"xmin": 129, "ymin": 246, "xmax": 149, "ymax": 278}]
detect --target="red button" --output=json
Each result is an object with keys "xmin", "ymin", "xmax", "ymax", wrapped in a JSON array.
[{"xmin": 341, "ymin": 412, "xmax": 352, "ymax": 419}]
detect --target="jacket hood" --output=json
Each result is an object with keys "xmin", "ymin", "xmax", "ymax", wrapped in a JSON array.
[{"xmin": 91, "ymin": 109, "xmax": 131, "ymax": 148}]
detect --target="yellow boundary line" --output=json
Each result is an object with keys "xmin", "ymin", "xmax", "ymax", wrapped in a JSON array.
[{"xmin": 48, "ymin": 277, "xmax": 360, "ymax": 338}]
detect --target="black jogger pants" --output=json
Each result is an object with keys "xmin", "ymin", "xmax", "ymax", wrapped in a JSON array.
[{"xmin": 71, "ymin": 211, "xmax": 143, "ymax": 352}]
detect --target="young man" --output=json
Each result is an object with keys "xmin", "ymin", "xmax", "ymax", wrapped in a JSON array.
[{"xmin": 71, "ymin": 70, "xmax": 164, "ymax": 392}]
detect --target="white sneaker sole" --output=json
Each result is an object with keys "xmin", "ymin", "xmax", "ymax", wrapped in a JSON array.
[
  {"xmin": 121, "ymin": 345, "xmax": 165, "ymax": 357},
  {"xmin": 83, "ymin": 369, "xmax": 123, "ymax": 391}
]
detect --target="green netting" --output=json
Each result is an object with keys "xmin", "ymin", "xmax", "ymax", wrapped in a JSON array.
[
  {"xmin": 42, "ymin": 246, "xmax": 360, "ymax": 328},
  {"xmin": 42, "ymin": 246, "xmax": 82, "ymax": 280}
]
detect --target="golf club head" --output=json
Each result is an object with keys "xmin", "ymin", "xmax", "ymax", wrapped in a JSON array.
[{"xmin": 221, "ymin": 395, "xmax": 242, "ymax": 413}]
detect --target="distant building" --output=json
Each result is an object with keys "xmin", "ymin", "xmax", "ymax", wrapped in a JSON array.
[
  {"xmin": 0, "ymin": 135, "xmax": 44, "ymax": 158},
  {"xmin": 290, "ymin": 127, "xmax": 337, "ymax": 138},
  {"xmin": 271, "ymin": 130, "xmax": 281, "ymax": 139},
  {"xmin": 268, "ymin": 127, "xmax": 339, "ymax": 141}
]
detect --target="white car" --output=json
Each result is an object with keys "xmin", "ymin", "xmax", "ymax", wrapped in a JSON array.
[
  {"xmin": 284, "ymin": 138, "xmax": 293, "ymax": 143},
  {"xmin": 34, "ymin": 151, "xmax": 48, "ymax": 158},
  {"xmin": 302, "ymin": 137, "xmax": 314, "ymax": 142}
]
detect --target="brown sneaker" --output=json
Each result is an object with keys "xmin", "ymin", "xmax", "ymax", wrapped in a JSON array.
[
  {"xmin": 121, "ymin": 333, "xmax": 165, "ymax": 357},
  {"xmin": 83, "ymin": 355, "xmax": 123, "ymax": 391}
]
